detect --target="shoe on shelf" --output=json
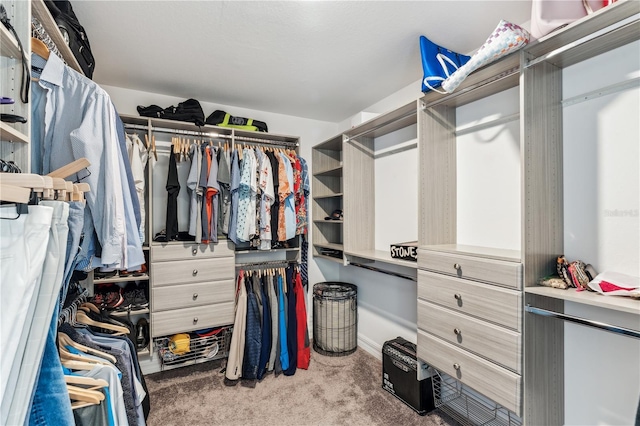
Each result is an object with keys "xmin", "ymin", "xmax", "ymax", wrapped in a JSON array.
[
  {"xmin": 120, "ymin": 263, "xmax": 148, "ymax": 278},
  {"xmin": 104, "ymin": 290, "xmax": 124, "ymax": 310},
  {"xmin": 94, "ymin": 269, "xmax": 118, "ymax": 280},
  {"xmin": 136, "ymin": 318, "xmax": 150, "ymax": 351}
]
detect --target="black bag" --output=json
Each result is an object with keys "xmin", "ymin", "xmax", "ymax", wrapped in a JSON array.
[
  {"xmin": 44, "ymin": 0, "xmax": 95, "ymax": 78},
  {"xmin": 137, "ymin": 99, "xmax": 205, "ymax": 127}
]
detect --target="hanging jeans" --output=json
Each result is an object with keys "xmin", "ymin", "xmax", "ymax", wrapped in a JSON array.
[{"xmin": 0, "ymin": 204, "xmax": 53, "ymax": 423}]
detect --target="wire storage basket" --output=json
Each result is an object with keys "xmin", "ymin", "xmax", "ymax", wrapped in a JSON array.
[
  {"xmin": 432, "ymin": 369, "xmax": 522, "ymax": 426},
  {"xmin": 155, "ymin": 325, "xmax": 233, "ymax": 369},
  {"xmin": 313, "ymin": 282, "xmax": 357, "ymax": 356}
]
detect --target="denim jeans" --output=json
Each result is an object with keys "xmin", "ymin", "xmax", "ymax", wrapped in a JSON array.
[
  {"xmin": 59, "ymin": 201, "xmax": 84, "ymax": 312},
  {"xmin": 28, "ymin": 313, "xmax": 74, "ymax": 426}
]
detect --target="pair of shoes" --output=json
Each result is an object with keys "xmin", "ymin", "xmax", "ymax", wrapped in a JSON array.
[
  {"xmin": 120, "ymin": 264, "xmax": 147, "ymax": 277},
  {"xmin": 136, "ymin": 318, "xmax": 150, "ymax": 351},
  {"xmin": 104, "ymin": 289, "xmax": 124, "ymax": 309},
  {"xmin": 94, "ymin": 269, "xmax": 118, "ymax": 280}
]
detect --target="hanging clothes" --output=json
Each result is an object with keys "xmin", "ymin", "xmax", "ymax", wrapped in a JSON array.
[
  {"xmin": 187, "ymin": 143, "xmax": 203, "ymax": 242},
  {"xmin": 217, "ymin": 147, "xmax": 232, "ymax": 235},
  {"xmin": 242, "ymin": 273, "xmax": 262, "ymax": 381},
  {"xmin": 277, "ymin": 271, "xmax": 289, "ymax": 371},
  {"xmin": 228, "ymin": 149, "xmax": 241, "ymax": 245},
  {"xmin": 226, "ymin": 272, "xmax": 248, "ymax": 381},
  {"xmin": 257, "ymin": 274, "xmax": 272, "ymax": 380},
  {"xmin": 165, "ymin": 151, "xmax": 180, "ymax": 241},
  {"xmin": 206, "ymin": 147, "xmax": 220, "ymax": 243},
  {"xmin": 294, "ymin": 269, "xmax": 311, "ymax": 369},
  {"xmin": 258, "ymin": 150, "xmax": 275, "ymax": 250},
  {"xmin": 125, "ymin": 133, "xmax": 148, "ymax": 243},
  {"xmin": 267, "ymin": 272, "xmax": 279, "ymax": 373},
  {"xmin": 236, "ymin": 148, "xmax": 258, "ymax": 242},
  {"xmin": 283, "ymin": 266, "xmax": 298, "ymax": 376}
]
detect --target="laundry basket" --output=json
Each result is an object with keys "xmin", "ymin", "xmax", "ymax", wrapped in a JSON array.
[{"xmin": 313, "ymin": 282, "xmax": 357, "ymax": 356}]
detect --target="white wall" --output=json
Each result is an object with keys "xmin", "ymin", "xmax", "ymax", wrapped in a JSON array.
[{"xmin": 561, "ymin": 41, "xmax": 640, "ymax": 426}]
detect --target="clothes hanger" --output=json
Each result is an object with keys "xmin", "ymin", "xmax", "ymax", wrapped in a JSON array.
[
  {"xmin": 59, "ymin": 332, "xmax": 117, "ymax": 364},
  {"xmin": 80, "ymin": 302, "xmax": 100, "ymax": 314},
  {"xmin": 151, "ymin": 135, "xmax": 157, "ymax": 161},
  {"xmin": 59, "ymin": 344, "xmax": 111, "ymax": 366},
  {"xmin": 47, "ymin": 158, "xmax": 91, "ymax": 180},
  {"xmin": 64, "ymin": 375, "xmax": 108, "ymax": 389},
  {"xmin": 66, "ymin": 384, "xmax": 104, "ymax": 405},
  {"xmin": 31, "ymin": 37, "xmax": 50, "ymax": 60},
  {"xmin": 75, "ymin": 311, "xmax": 129, "ymax": 335},
  {"xmin": 0, "ymin": 184, "xmax": 30, "ymax": 203},
  {"xmin": 61, "ymin": 359, "xmax": 101, "ymax": 371}
]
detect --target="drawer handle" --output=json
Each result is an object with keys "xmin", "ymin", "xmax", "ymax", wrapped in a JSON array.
[
  {"xmin": 453, "ymin": 328, "xmax": 461, "ymax": 335},
  {"xmin": 453, "ymin": 263, "xmax": 461, "ymax": 270},
  {"xmin": 192, "ymin": 269, "xmax": 198, "ymax": 276},
  {"xmin": 454, "ymin": 293, "xmax": 462, "ymax": 300},
  {"xmin": 193, "ymin": 293, "xmax": 198, "ymax": 300},
  {"xmin": 192, "ymin": 248, "xmax": 198, "ymax": 255},
  {"xmin": 193, "ymin": 317, "xmax": 199, "ymax": 324},
  {"xmin": 453, "ymin": 363, "xmax": 460, "ymax": 371}
]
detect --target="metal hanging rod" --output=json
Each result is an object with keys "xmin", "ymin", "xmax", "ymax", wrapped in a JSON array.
[
  {"xmin": 562, "ymin": 77, "xmax": 640, "ymax": 107},
  {"xmin": 348, "ymin": 262, "xmax": 417, "ymax": 282},
  {"xmin": 526, "ymin": 304, "xmax": 640, "ymax": 339},
  {"xmin": 235, "ymin": 259, "xmax": 299, "ymax": 269},
  {"xmin": 344, "ymin": 109, "xmax": 417, "ymax": 142},
  {"xmin": 123, "ymin": 124, "xmax": 298, "ymax": 148}
]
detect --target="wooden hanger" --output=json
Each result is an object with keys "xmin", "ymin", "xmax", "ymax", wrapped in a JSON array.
[
  {"xmin": 0, "ymin": 173, "xmax": 54, "ymax": 200},
  {"xmin": 75, "ymin": 311, "xmax": 129, "ymax": 336},
  {"xmin": 151, "ymin": 135, "xmax": 157, "ymax": 161},
  {"xmin": 67, "ymin": 384, "xmax": 104, "ymax": 406},
  {"xmin": 80, "ymin": 301, "xmax": 100, "ymax": 314},
  {"xmin": 59, "ymin": 332, "xmax": 117, "ymax": 364},
  {"xmin": 31, "ymin": 37, "xmax": 50, "ymax": 60},
  {"xmin": 0, "ymin": 184, "xmax": 31, "ymax": 203},
  {"xmin": 64, "ymin": 375, "xmax": 108, "ymax": 389},
  {"xmin": 62, "ymin": 359, "xmax": 100, "ymax": 371},
  {"xmin": 47, "ymin": 158, "xmax": 91, "ymax": 180},
  {"xmin": 59, "ymin": 344, "xmax": 110, "ymax": 366}
]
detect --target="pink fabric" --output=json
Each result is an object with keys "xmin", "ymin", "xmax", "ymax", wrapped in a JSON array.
[{"xmin": 599, "ymin": 280, "xmax": 636, "ymax": 292}]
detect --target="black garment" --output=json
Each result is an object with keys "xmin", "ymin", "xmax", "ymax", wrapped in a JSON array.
[
  {"xmin": 242, "ymin": 277, "xmax": 261, "ymax": 380},
  {"xmin": 283, "ymin": 267, "xmax": 298, "ymax": 376},
  {"xmin": 266, "ymin": 151, "xmax": 280, "ymax": 246},
  {"xmin": 166, "ymin": 152, "xmax": 180, "ymax": 241},
  {"xmin": 73, "ymin": 400, "xmax": 109, "ymax": 426},
  {"xmin": 257, "ymin": 275, "xmax": 272, "ymax": 380}
]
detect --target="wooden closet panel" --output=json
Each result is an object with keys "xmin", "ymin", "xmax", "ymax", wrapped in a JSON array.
[
  {"xmin": 417, "ymin": 330, "xmax": 522, "ymax": 415},
  {"xmin": 418, "ymin": 299, "xmax": 521, "ymax": 373},
  {"xmin": 152, "ymin": 257, "xmax": 235, "ymax": 287},
  {"xmin": 418, "ymin": 270, "xmax": 521, "ymax": 331},
  {"xmin": 418, "ymin": 248, "xmax": 522, "ymax": 289},
  {"xmin": 151, "ymin": 241, "xmax": 234, "ymax": 262},
  {"xmin": 418, "ymin": 104, "xmax": 456, "ymax": 246},
  {"xmin": 343, "ymin": 135, "xmax": 374, "ymax": 253},
  {"xmin": 152, "ymin": 302, "xmax": 234, "ymax": 337},
  {"xmin": 153, "ymin": 280, "xmax": 235, "ymax": 312}
]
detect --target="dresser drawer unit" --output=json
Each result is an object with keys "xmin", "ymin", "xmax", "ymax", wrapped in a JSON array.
[
  {"xmin": 151, "ymin": 240, "xmax": 234, "ymax": 262},
  {"xmin": 152, "ymin": 302, "xmax": 234, "ymax": 337},
  {"xmin": 417, "ymin": 270, "xmax": 521, "ymax": 331},
  {"xmin": 151, "ymin": 257, "xmax": 235, "ymax": 287},
  {"xmin": 417, "ymin": 299, "xmax": 521, "ymax": 373},
  {"xmin": 417, "ymin": 330, "xmax": 521, "ymax": 415},
  {"xmin": 153, "ymin": 280, "xmax": 235, "ymax": 312},
  {"xmin": 418, "ymin": 249, "xmax": 522, "ymax": 289}
]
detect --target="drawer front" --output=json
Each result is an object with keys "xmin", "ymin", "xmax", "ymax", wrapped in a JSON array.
[
  {"xmin": 417, "ymin": 270, "xmax": 521, "ymax": 331},
  {"xmin": 151, "ymin": 257, "xmax": 235, "ymax": 287},
  {"xmin": 151, "ymin": 240, "xmax": 234, "ymax": 262},
  {"xmin": 151, "ymin": 302, "xmax": 234, "ymax": 337},
  {"xmin": 417, "ymin": 330, "xmax": 521, "ymax": 415},
  {"xmin": 417, "ymin": 300, "xmax": 521, "ymax": 373},
  {"xmin": 418, "ymin": 249, "xmax": 522, "ymax": 289},
  {"xmin": 153, "ymin": 280, "xmax": 235, "ymax": 312}
]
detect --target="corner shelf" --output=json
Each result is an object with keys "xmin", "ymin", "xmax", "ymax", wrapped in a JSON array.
[
  {"xmin": 313, "ymin": 165, "xmax": 343, "ymax": 177},
  {"xmin": 345, "ymin": 249, "xmax": 418, "ymax": 270}
]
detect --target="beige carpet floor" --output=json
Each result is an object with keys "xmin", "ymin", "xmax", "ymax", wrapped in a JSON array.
[{"xmin": 145, "ymin": 347, "xmax": 459, "ymax": 426}]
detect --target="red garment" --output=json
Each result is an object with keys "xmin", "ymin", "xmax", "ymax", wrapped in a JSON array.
[
  {"xmin": 599, "ymin": 280, "xmax": 637, "ymax": 292},
  {"xmin": 294, "ymin": 270, "xmax": 310, "ymax": 369},
  {"xmin": 203, "ymin": 147, "xmax": 214, "ymax": 243}
]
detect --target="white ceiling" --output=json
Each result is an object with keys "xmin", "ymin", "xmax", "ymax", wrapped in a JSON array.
[{"xmin": 72, "ymin": 1, "xmax": 533, "ymax": 122}]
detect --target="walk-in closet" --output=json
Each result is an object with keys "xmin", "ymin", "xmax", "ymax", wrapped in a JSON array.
[{"xmin": 1, "ymin": 1, "xmax": 638, "ymax": 425}]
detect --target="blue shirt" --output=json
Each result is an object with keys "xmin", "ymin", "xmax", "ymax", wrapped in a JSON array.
[{"xmin": 31, "ymin": 53, "xmax": 125, "ymax": 266}]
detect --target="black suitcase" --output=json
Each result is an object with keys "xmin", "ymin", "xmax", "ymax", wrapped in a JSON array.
[
  {"xmin": 382, "ymin": 336, "xmax": 435, "ymax": 415},
  {"xmin": 45, "ymin": 0, "xmax": 95, "ymax": 78}
]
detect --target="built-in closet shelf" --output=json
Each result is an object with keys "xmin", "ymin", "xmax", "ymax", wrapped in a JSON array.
[
  {"xmin": 313, "ymin": 242, "xmax": 344, "ymax": 251},
  {"xmin": 32, "ymin": 0, "xmax": 84, "ymax": 75},
  {"xmin": 137, "ymin": 348, "xmax": 150, "ymax": 357},
  {"xmin": 120, "ymin": 114, "xmax": 150, "ymax": 127},
  {"xmin": 315, "ymin": 135, "xmax": 343, "ymax": 151},
  {"xmin": 313, "ymin": 193, "xmax": 343, "ymax": 199},
  {"xmin": 525, "ymin": 0, "xmax": 640, "ymax": 68},
  {"xmin": 525, "ymin": 286, "xmax": 640, "ymax": 316},
  {"xmin": 344, "ymin": 100, "xmax": 417, "ymax": 140},
  {"xmin": 93, "ymin": 274, "xmax": 150, "ymax": 284},
  {"xmin": 111, "ymin": 308, "xmax": 150, "ymax": 317},
  {"xmin": 420, "ymin": 244, "xmax": 521, "ymax": 263},
  {"xmin": 345, "ymin": 249, "xmax": 418, "ymax": 269},
  {"xmin": 313, "ymin": 165, "xmax": 343, "ymax": 177},
  {"xmin": 0, "ymin": 24, "xmax": 20, "ymax": 58},
  {"xmin": 315, "ymin": 254, "xmax": 344, "ymax": 264},
  {"xmin": 0, "ymin": 122, "xmax": 29, "ymax": 144},
  {"xmin": 314, "ymin": 220, "xmax": 343, "ymax": 224}
]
